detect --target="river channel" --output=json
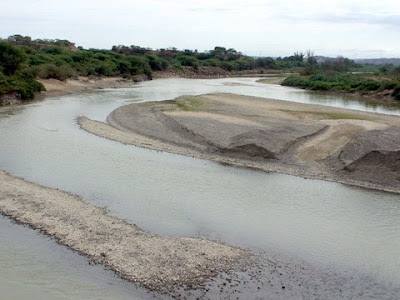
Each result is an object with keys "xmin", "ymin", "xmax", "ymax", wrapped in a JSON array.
[{"xmin": 0, "ymin": 78, "xmax": 399, "ymax": 299}]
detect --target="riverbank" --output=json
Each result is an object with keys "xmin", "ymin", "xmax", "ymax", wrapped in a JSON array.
[
  {"xmin": 2, "ymin": 171, "xmax": 399, "ymax": 299},
  {"xmin": 0, "ymin": 170, "xmax": 247, "ymax": 293},
  {"xmin": 1, "ymin": 68, "xmax": 286, "ymax": 106},
  {"xmin": 0, "ymin": 77, "xmax": 142, "ymax": 106},
  {"xmin": 279, "ymin": 74, "xmax": 400, "ymax": 105},
  {"xmin": 37, "ymin": 76, "xmax": 144, "ymax": 98},
  {"xmin": 79, "ymin": 93, "xmax": 400, "ymax": 194}
]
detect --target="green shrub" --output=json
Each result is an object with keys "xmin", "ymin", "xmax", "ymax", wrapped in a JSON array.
[
  {"xmin": 202, "ymin": 59, "xmax": 221, "ymax": 67},
  {"xmin": 94, "ymin": 62, "xmax": 115, "ymax": 76},
  {"xmin": 282, "ymin": 76, "xmax": 309, "ymax": 87},
  {"xmin": 34, "ymin": 63, "xmax": 76, "ymax": 80},
  {"xmin": 146, "ymin": 54, "xmax": 168, "ymax": 71},
  {"xmin": 356, "ymin": 79, "xmax": 381, "ymax": 91},
  {"xmin": 176, "ymin": 55, "xmax": 200, "ymax": 70},
  {"xmin": 0, "ymin": 41, "xmax": 26, "ymax": 75},
  {"xmin": 0, "ymin": 71, "xmax": 44, "ymax": 100},
  {"xmin": 380, "ymin": 81, "xmax": 398, "ymax": 90},
  {"xmin": 283, "ymin": 73, "xmax": 384, "ymax": 93},
  {"xmin": 392, "ymin": 85, "xmax": 400, "ymax": 100},
  {"xmin": 41, "ymin": 46, "xmax": 64, "ymax": 55}
]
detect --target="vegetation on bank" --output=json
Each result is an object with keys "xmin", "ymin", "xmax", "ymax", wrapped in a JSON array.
[
  {"xmin": 1, "ymin": 34, "xmax": 400, "ymax": 103},
  {"xmin": 0, "ymin": 41, "xmax": 45, "ymax": 100},
  {"xmin": 0, "ymin": 34, "xmax": 308, "ymax": 103},
  {"xmin": 281, "ymin": 54, "xmax": 400, "ymax": 101},
  {"xmin": 283, "ymin": 73, "xmax": 400, "ymax": 100}
]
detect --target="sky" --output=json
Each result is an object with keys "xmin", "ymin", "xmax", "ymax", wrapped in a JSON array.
[{"xmin": 1, "ymin": 0, "xmax": 400, "ymax": 58}]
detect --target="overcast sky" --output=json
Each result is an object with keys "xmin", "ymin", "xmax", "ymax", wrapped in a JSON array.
[{"xmin": 1, "ymin": 0, "xmax": 399, "ymax": 58}]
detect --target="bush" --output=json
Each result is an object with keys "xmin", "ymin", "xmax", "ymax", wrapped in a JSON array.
[
  {"xmin": 0, "ymin": 41, "xmax": 26, "ymax": 75},
  {"xmin": 94, "ymin": 62, "xmax": 115, "ymax": 76},
  {"xmin": 356, "ymin": 79, "xmax": 381, "ymax": 91},
  {"xmin": 146, "ymin": 54, "xmax": 168, "ymax": 71},
  {"xmin": 202, "ymin": 59, "xmax": 221, "ymax": 67},
  {"xmin": 175, "ymin": 55, "xmax": 200, "ymax": 70},
  {"xmin": 34, "ymin": 63, "xmax": 76, "ymax": 80},
  {"xmin": 0, "ymin": 71, "xmax": 44, "ymax": 100},
  {"xmin": 392, "ymin": 85, "xmax": 400, "ymax": 100},
  {"xmin": 283, "ymin": 73, "xmax": 384, "ymax": 93},
  {"xmin": 282, "ymin": 76, "xmax": 309, "ymax": 87},
  {"xmin": 41, "ymin": 46, "xmax": 64, "ymax": 55}
]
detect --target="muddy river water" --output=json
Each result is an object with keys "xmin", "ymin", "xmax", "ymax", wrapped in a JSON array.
[{"xmin": 1, "ymin": 78, "xmax": 399, "ymax": 299}]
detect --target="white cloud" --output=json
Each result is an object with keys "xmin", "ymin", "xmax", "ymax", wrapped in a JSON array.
[{"xmin": 1, "ymin": 0, "xmax": 400, "ymax": 57}]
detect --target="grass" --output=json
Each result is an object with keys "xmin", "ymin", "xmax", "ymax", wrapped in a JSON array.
[
  {"xmin": 257, "ymin": 77, "xmax": 286, "ymax": 85},
  {"xmin": 174, "ymin": 97, "xmax": 208, "ymax": 111},
  {"xmin": 279, "ymin": 109, "xmax": 374, "ymax": 121}
]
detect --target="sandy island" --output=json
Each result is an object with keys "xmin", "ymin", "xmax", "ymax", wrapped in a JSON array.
[
  {"xmin": 79, "ymin": 93, "xmax": 400, "ymax": 194},
  {"xmin": 0, "ymin": 170, "xmax": 246, "ymax": 292}
]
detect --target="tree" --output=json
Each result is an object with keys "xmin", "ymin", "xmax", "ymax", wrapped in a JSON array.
[
  {"xmin": 7, "ymin": 34, "xmax": 32, "ymax": 46},
  {"xmin": 0, "ymin": 41, "xmax": 26, "ymax": 75},
  {"xmin": 303, "ymin": 50, "xmax": 317, "ymax": 75}
]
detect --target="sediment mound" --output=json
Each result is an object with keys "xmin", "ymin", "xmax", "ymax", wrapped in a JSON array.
[
  {"xmin": 110, "ymin": 100, "xmax": 326, "ymax": 161},
  {"xmin": 338, "ymin": 129, "xmax": 400, "ymax": 165},
  {"xmin": 337, "ymin": 129, "xmax": 400, "ymax": 185},
  {"xmin": 344, "ymin": 150, "xmax": 400, "ymax": 173}
]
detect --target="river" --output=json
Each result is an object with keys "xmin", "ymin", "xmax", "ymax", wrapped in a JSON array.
[{"xmin": 0, "ymin": 78, "xmax": 399, "ymax": 299}]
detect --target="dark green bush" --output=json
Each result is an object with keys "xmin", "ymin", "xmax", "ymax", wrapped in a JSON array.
[
  {"xmin": 392, "ymin": 85, "xmax": 400, "ymax": 100},
  {"xmin": 94, "ymin": 62, "xmax": 115, "ymax": 76},
  {"xmin": 202, "ymin": 59, "xmax": 221, "ymax": 67},
  {"xmin": 356, "ymin": 79, "xmax": 381, "ymax": 91},
  {"xmin": 283, "ymin": 73, "xmax": 389, "ymax": 94},
  {"xmin": 0, "ymin": 71, "xmax": 44, "ymax": 100},
  {"xmin": 41, "ymin": 46, "xmax": 64, "ymax": 55},
  {"xmin": 176, "ymin": 55, "xmax": 200, "ymax": 70},
  {"xmin": 34, "ymin": 63, "xmax": 76, "ymax": 80},
  {"xmin": 0, "ymin": 41, "xmax": 26, "ymax": 75},
  {"xmin": 146, "ymin": 54, "xmax": 168, "ymax": 71}
]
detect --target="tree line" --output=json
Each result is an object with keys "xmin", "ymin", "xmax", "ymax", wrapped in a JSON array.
[
  {"xmin": 2, "ymin": 34, "xmax": 399, "ymax": 102},
  {"xmin": 0, "ymin": 34, "xmax": 310, "ymax": 101}
]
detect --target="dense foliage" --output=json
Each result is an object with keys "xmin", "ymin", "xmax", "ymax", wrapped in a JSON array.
[
  {"xmin": 1, "ymin": 34, "xmax": 400, "ymax": 102},
  {"xmin": 282, "ymin": 73, "xmax": 400, "ymax": 99},
  {"xmin": 2, "ymin": 34, "xmax": 301, "ymax": 80},
  {"xmin": 0, "ymin": 34, "xmax": 310, "ymax": 102},
  {"xmin": 0, "ymin": 41, "xmax": 44, "ymax": 100},
  {"xmin": 281, "ymin": 55, "xmax": 400, "ymax": 100}
]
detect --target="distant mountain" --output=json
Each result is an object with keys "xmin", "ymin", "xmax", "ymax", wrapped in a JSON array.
[{"xmin": 354, "ymin": 58, "xmax": 400, "ymax": 66}]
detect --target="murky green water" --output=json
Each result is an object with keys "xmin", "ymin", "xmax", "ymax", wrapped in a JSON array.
[{"xmin": 1, "ymin": 78, "xmax": 399, "ymax": 298}]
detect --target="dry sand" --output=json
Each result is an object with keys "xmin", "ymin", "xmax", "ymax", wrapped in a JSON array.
[{"xmin": 79, "ymin": 93, "xmax": 400, "ymax": 194}]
